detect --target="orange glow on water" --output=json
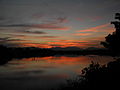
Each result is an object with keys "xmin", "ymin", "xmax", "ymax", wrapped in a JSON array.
[
  {"xmin": 20, "ymin": 56, "xmax": 96, "ymax": 65},
  {"xmin": 9, "ymin": 56, "xmax": 114, "ymax": 74}
]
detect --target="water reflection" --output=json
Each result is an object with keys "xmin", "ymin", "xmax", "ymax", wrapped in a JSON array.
[{"xmin": 0, "ymin": 55, "xmax": 115, "ymax": 90}]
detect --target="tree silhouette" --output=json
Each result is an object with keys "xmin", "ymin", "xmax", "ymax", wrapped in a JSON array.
[
  {"xmin": 101, "ymin": 13, "xmax": 120, "ymax": 53},
  {"xmin": 58, "ymin": 58, "xmax": 120, "ymax": 90}
]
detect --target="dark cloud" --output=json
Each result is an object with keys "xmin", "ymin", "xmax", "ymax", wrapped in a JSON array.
[
  {"xmin": 57, "ymin": 17, "xmax": 68, "ymax": 23},
  {"xmin": 38, "ymin": 36, "xmax": 59, "ymax": 38},
  {"xmin": 0, "ymin": 23, "xmax": 70, "ymax": 30},
  {"xmin": 0, "ymin": 24, "xmax": 30, "ymax": 27},
  {"xmin": 0, "ymin": 37, "xmax": 11, "ymax": 41},
  {"xmin": 0, "ymin": 36, "xmax": 31, "ymax": 47},
  {"xmin": 0, "ymin": 37, "xmax": 28, "ymax": 43},
  {"xmin": 32, "ymin": 24, "xmax": 70, "ymax": 30},
  {"xmin": 24, "ymin": 30, "xmax": 47, "ymax": 34}
]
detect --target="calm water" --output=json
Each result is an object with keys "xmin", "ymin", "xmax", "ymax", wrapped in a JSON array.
[{"xmin": 0, "ymin": 55, "xmax": 115, "ymax": 90}]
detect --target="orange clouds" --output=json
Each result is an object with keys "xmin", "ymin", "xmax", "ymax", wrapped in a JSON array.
[
  {"xmin": 18, "ymin": 40, "xmax": 87, "ymax": 48},
  {"xmin": 74, "ymin": 23, "xmax": 114, "ymax": 37},
  {"xmin": 2, "ymin": 23, "xmax": 112, "ymax": 48},
  {"xmin": 77, "ymin": 23, "xmax": 111, "ymax": 33},
  {"xmin": 74, "ymin": 33, "xmax": 92, "ymax": 36},
  {"xmin": 21, "ymin": 43, "xmax": 53, "ymax": 48},
  {"xmin": 10, "ymin": 38, "xmax": 101, "ymax": 48},
  {"xmin": 47, "ymin": 41, "xmax": 96, "ymax": 48}
]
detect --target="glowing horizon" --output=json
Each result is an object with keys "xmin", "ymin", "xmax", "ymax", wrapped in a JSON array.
[{"xmin": 0, "ymin": 0, "xmax": 119, "ymax": 48}]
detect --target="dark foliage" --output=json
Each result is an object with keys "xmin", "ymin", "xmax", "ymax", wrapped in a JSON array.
[
  {"xmin": 58, "ymin": 58, "xmax": 120, "ymax": 90},
  {"xmin": 101, "ymin": 13, "xmax": 120, "ymax": 54},
  {"xmin": 0, "ymin": 45, "xmax": 55, "ymax": 65}
]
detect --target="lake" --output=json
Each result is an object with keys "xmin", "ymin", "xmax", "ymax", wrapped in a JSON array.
[{"xmin": 0, "ymin": 55, "xmax": 115, "ymax": 90}]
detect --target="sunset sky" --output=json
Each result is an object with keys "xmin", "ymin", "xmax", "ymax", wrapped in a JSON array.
[{"xmin": 0, "ymin": 0, "xmax": 120, "ymax": 48}]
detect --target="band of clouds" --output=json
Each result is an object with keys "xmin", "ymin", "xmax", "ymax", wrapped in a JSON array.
[
  {"xmin": 73, "ymin": 23, "xmax": 113, "ymax": 36},
  {"xmin": 0, "ymin": 23, "xmax": 112, "ymax": 48},
  {"xmin": 0, "ymin": 37, "xmax": 30, "ymax": 44},
  {"xmin": 19, "ymin": 41, "xmax": 101, "ymax": 48},
  {"xmin": 0, "ymin": 23, "xmax": 70, "ymax": 31},
  {"xmin": 0, "ymin": 35, "xmax": 101, "ymax": 48}
]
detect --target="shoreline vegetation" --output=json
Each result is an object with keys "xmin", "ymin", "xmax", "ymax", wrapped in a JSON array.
[
  {"xmin": 57, "ymin": 58, "xmax": 120, "ymax": 90},
  {"xmin": 0, "ymin": 45, "xmax": 118, "ymax": 65}
]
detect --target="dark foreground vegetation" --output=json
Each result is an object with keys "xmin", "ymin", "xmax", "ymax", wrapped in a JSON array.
[
  {"xmin": 58, "ymin": 58, "xmax": 120, "ymax": 90},
  {"xmin": 101, "ymin": 13, "xmax": 120, "ymax": 53}
]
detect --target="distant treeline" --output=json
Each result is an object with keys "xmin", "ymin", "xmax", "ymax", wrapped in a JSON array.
[
  {"xmin": 0, "ymin": 45, "xmax": 54, "ymax": 65},
  {"xmin": 0, "ymin": 45, "xmax": 117, "ymax": 65}
]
